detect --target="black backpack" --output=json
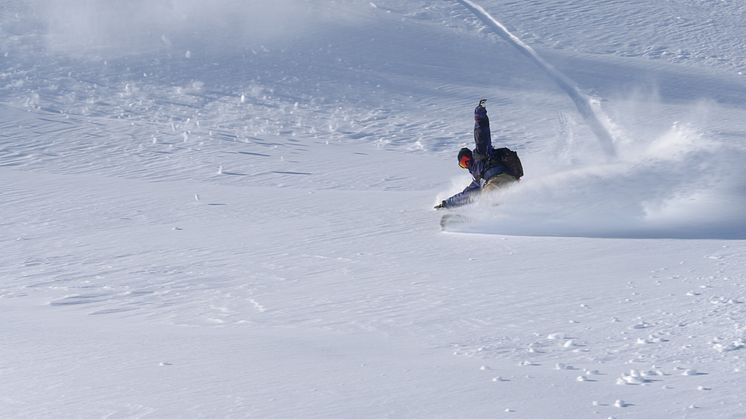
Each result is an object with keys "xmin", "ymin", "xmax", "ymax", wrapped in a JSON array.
[{"xmin": 491, "ymin": 147, "xmax": 524, "ymax": 179}]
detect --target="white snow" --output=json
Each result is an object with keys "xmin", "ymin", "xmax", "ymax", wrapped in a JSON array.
[{"xmin": 3, "ymin": 0, "xmax": 746, "ymax": 417}]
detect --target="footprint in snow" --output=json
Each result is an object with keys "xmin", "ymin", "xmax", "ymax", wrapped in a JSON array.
[
  {"xmin": 555, "ymin": 363, "xmax": 578, "ymax": 370},
  {"xmin": 680, "ymin": 368, "xmax": 707, "ymax": 376},
  {"xmin": 713, "ymin": 339, "xmax": 745, "ymax": 352},
  {"xmin": 616, "ymin": 369, "xmax": 663, "ymax": 385},
  {"xmin": 614, "ymin": 399, "xmax": 632, "ymax": 408},
  {"xmin": 519, "ymin": 360, "xmax": 539, "ymax": 367}
]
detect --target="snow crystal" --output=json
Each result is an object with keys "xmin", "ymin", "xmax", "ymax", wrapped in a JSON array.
[
  {"xmin": 584, "ymin": 369, "xmax": 600, "ymax": 376},
  {"xmin": 617, "ymin": 370, "xmax": 649, "ymax": 385},
  {"xmin": 519, "ymin": 360, "xmax": 536, "ymax": 367},
  {"xmin": 713, "ymin": 339, "xmax": 745, "ymax": 352}
]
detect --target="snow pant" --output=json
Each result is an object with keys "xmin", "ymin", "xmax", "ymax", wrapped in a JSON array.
[{"xmin": 482, "ymin": 173, "xmax": 517, "ymax": 194}]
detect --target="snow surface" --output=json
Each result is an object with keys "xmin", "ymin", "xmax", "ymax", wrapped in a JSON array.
[{"xmin": 3, "ymin": 0, "xmax": 746, "ymax": 417}]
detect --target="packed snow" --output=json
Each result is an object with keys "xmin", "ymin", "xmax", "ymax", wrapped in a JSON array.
[{"xmin": 2, "ymin": 0, "xmax": 746, "ymax": 417}]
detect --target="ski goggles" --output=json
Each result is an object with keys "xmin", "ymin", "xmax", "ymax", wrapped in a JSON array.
[{"xmin": 458, "ymin": 154, "xmax": 471, "ymax": 169}]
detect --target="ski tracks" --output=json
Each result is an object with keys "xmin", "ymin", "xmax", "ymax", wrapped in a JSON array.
[{"xmin": 454, "ymin": 0, "xmax": 618, "ymax": 157}]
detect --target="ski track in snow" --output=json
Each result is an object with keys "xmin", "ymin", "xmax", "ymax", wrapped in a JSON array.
[
  {"xmin": 2, "ymin": 0, "xmax": 746, "ymax": 417},
  {"xmin": 456, "ymin": 0, "xmax": 618, "ymax": 157}
]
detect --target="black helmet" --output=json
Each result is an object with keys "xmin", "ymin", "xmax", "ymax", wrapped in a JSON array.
[{"xmin": 457, "ymin": 147, "xmax": 473, "ymax": 168}]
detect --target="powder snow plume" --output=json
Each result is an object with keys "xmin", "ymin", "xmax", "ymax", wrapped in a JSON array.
[{"xmin": 452, "ymin": 116, "xmax": 746, "ymax": 238}]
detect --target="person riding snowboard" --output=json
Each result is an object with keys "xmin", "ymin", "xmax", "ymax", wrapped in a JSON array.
[
  {"xmin": 435, "ymin": 99, "xmax": 523, "ymax": 209},
  {"xmin": 434, "ymin": 147, "xmax": 518, "ymax": 209}
]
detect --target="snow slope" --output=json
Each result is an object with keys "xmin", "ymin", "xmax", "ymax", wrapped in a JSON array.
[{"xmin": 2, "ymin": 0, "xmax": 746, "ymax": 417}]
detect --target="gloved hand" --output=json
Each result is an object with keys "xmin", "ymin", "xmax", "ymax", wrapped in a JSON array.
[{"xmin": 434, "ymin": 201, "xmax": 446, "ymax": 210}]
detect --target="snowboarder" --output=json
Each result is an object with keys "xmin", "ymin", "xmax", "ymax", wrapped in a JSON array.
[
  {"xmin": 435, "ymin": 99, "xmax": 521, "ymax": 209},
  {"xmin": 434, "ymin": 147, "xmax": 518, "ymax": 209}
]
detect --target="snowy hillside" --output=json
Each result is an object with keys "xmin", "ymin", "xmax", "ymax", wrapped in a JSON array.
[{"xmin": 2, "ymin": 0, "xmax": 746, "ymax": 417}]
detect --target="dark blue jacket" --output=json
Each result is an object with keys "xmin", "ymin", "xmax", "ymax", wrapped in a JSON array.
[
  {"xmin": 443, "ymin": 148, "xmax": 506, "ymax": 208},
  {"xmin": 474, "ymin": 105, "xmax": 491, "ymax": 156}
]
